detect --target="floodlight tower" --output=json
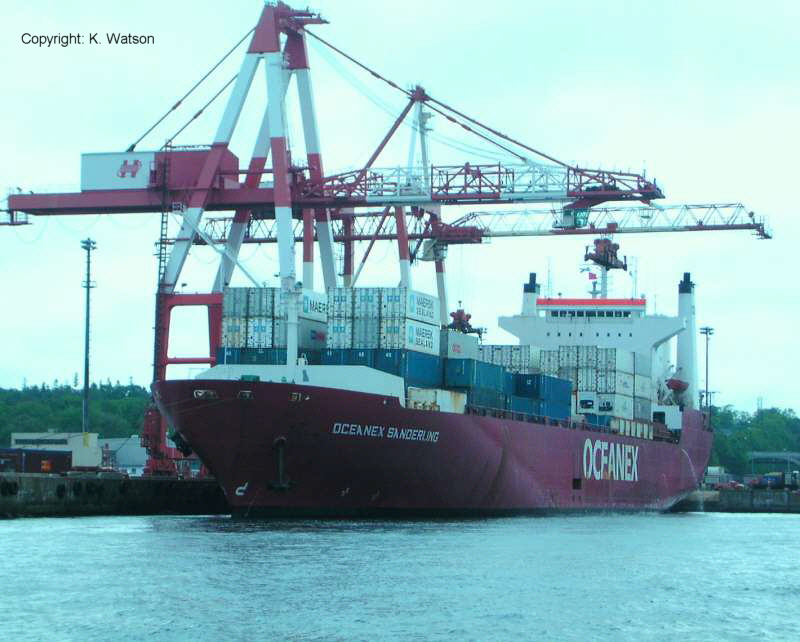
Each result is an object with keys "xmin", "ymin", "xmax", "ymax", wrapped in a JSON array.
[{"xmin": 81, "ymin": 238, "xmax": 97, "ymax": 434}]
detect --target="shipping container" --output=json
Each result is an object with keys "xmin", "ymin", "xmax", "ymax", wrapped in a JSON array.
[
  {"xmin": 598, "ymin": 347, "xmax": 634, "ymax": 374},
  {"xmin": 248, "ymin": 288, "xmax": 274, "ymax": 317},
  {"xmin": 479, "ymin": 344, "xmax": 540, "ymax": 374},
  {"xmin": 245, "ymin": 317, "xmax": 274, "ymax": 348},
  {"xmin": 558, "ymin": 345, "xmax": 578, "ymax": 367},
  {"xmin": 321, "ymin": 348, "xmax": 346, "ymax": 365},
  {"xmin": 327, "ymin": 319, "xmax": 353, "ymax": 349},
  {"xmin": 216, "ymin": 347, "xmax": 241, "ymax": 364},
  {"xmin": 466, "ymin": 387, "xmax": 507, "ymax": 411},
  {"xmin": 634, "ymin": 351, "xmax": 652, "ymax": 376},
  {"xmin": 510, "ymin": 395, "xmax": 536, "ymax": 415},
  {"xmin": 352, "ymin": 317, "xmax": 380, "ymax": 349},
  {"xmin": 344, "ymin": 349, "xmax": 375, "ymax": 367},
  {"xmin": 557, "ymin": 366, "xmax": 577, "ymax": 386},
  {"xmin": 444, "ymin": 359, "xmax": 505, "ymax": 391},
  {"xmin": 440, "ymin": 329, "xmax": 479, "ymax": 360},
  {"xmin": 595, "ymin": 393, "xmax": 634, "ymax": 419},
  {"xmin": 274, "ymin": 289, "xmax": 328, "ymax": 322},
  {"xmin": 0, "ymin": 448, "xmax": 72, "ymax": 474},
  {"xmin": 221, "ymin": 316, "xmax": 247, "ymax": 347},
  {"xmin": 513, "ymin": 374, "xmax": 572, "ymax": 404},
  {"xmin": 372, "ymin": 349, "xmax": 443, "ymax": 387},
  {"xmin": 576, "ymin": 391, "xmax": 597, "ymax": 411},
  {"xmin": 381, "ymin": 288, "xmax": 439, "ymax": 325},
  {"xmin": 633, "ymin": 374, "xmax": 652, "ymax": 399},
  {"xmin": 537, "ymin": 399, "xmax": 571, "ymax": 421},
  {"xmin": 327, "ymin": 287, "xmax": 354, "ymax": 318},
  {"xmin": 633, "ymin": 396, "xmax": 652, "ymax": 421},
  {"xmin": 577, "ymin": 345, "xmax": 598, "ymax": 367},
  {"xmin": 273, "ymin": 318, "xmax": 328, "ymax": 350},
  {"xmin": 577, "ymin": 366, "xmax": 597, "ymax": 391},
  {"xmin": 380, "ymin": 318, "xmax": 440, "ymax": 355}
]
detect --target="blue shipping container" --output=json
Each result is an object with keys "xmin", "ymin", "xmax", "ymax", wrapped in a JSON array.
[
  {"xmin": 322, "ymin": 348, "xmax": 346, "ymax": 365},
  {"xmin": 344, "ymin": 349, "xmax": 375, "ymax": 367},
  {"xmin": 467, "ymin": 388, "xmax": 507, "ymax": 410},
  {"xmin": 514, "ymin": 374, "xmax": 572, "ymax": 404},
  {"xmin": 538, "ymin": 399, "xmax": 571, "ymax": 421},
  {"xmin": 510, "ymin": 395, "xmax": 536, "ymax": 414},
  {"xmin": 445, "ymin": 359, "xmax": 505, "ymax": 391},
  {"xmin": 216, "ymin": 347, "xmax": 240, "ymax": 364}
]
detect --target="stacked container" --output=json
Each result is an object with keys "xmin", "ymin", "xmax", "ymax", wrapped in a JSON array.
[
  {"xmin": 478, "ymin": 345, "xmax": 540, "ymax": 374},
  {"xmin": 220, "ymin": 287, "xmax": 328, "ymax": 356}
]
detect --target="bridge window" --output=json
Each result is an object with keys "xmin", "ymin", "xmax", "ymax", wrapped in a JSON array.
[
  {"xmin": 577, "ymin": 311, "xmax": 585, "ymax": 317},
  {"xmin": 551, "ymin": 311, "xmax": 559, "ymax": 317},
  {"xmin": 614, "ymin": 311, "xmax": 622, "ymax": 317}
]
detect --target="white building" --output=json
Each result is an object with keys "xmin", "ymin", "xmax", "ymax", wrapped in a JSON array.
[{"xmin": 11, "ymin": 432, "xmax": 102, "ymax": 468}]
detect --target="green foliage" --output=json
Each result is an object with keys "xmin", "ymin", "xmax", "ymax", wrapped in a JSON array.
[
  {"xmin": 0, "ymin": 382, "xmax": 151, "ymax": 447},
  {"xmin": 710, "ymin": 405, "xmax": 800, "ymax": 474}
]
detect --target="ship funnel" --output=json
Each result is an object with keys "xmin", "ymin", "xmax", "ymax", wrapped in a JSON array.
[
  {"xmin": 675, "ymin": 272, "xmax": 698, "ymax": 409},
  {"xmin": 522, "ymin": 273, "xmax": 540, "ymax": 315}
]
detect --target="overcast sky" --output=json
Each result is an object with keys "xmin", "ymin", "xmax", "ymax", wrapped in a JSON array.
[{"xmin": 1, "ymin": 0, "xmax": 797, "ymax": 413}]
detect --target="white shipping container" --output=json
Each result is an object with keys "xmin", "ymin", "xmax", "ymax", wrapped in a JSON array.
[
  {"xmin": 558, "ymin": 345, "xmax": 578, "ymax": 367},
  {"xmin": 380, "ymin": 318, "xmax": 440, "ymax": 355},
  {"xmin": 273, "ymin": 318, "xmax": 328, "ymax": 349},
  {"xmin": 633, "ymin": 374, "xmax": 652, "ymax": 399},
  {"xmin": 274, "ymin": 289, "xmax": 328, "ymax": 322},
  {"xmin": 596, "ymin": 393, "xmax": 634, "ymax": 418},
  {"xmin": 352, "ymin": 317, "xmax": 381, "ymax": 349},
  {"xmin": 221, "ymin": 316, "xmax": 247, "ymax": 348},
  {"xmin": 381, "ymin": 288, "xmax": 439, "ymax": 325},
  {"xmin": 441, "ymin": 330, "xmax": 479, "ymax": 360},
  {"xmin": 246, "ymin": 317, "xmax": 274, "ymax": 348},
  {"xmin": 327, "ymin": 288, "xmax": 353, "ymax": 318},
  {"xmin": 247, "ymin": 288, "xmax": 274, "ymax": 317},
  {"xmin": 222, "ymin": 288, "xmax": 250, "ymax": 317},
  {"xmin": 576, "ymin": 391, "xmax": 597, "ymax": 412},
  {"xmin": 557, "ymin": 366, "xmax": 578, "ymax": 386},
  {"xmin": 578, "ymin": 345, "xmax": 598, "ymax": 367},
  {"xmin": 599, "ymin": 348, "xmax": 634, "ymax": 374},
  {"xmin": 577, "ymin": 367, "xmax": 597, "ymax": 391},
  {"xmin": 353, "ymin": 287, "xmax": 382, "ymax": 317},
  {"xmin": 326, "ymin": 319, "xmax": 353, "ymax": 349}
]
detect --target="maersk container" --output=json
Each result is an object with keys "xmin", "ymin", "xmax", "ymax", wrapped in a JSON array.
[
  {"xmin": 352, "ymin": 317, "xmax": 380, "ymax": 349},
  {"xmin": 381, "ymin": 288, "xmax": 439, "ymax": 325},
  {"xmin": 380, "ymin": 318, "xmax": 440, "ymax": 356},
  {"xmin": 274, "ymin": 289, "xmax": 328, "ymax": 322},
  {"xmin": 327, "ymin": 319, "xmax": 353, "ymax": 349},
  {"xmin": 327, "ymin": 288, "xmax": 353, "ymax": 318},
  {"xmin": 440, "ymin": 329, "xmax": 479, "ymax": 360}
]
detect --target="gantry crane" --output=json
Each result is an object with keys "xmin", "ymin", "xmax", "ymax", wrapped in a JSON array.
[{"xmin": 1, "ymin": 2, "xmax": 771, "ymax": 474}]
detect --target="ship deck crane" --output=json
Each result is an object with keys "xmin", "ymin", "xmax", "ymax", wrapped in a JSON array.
[{"xmin": 0, "ymin": 1, "xmax": 771, "ymax": 474}]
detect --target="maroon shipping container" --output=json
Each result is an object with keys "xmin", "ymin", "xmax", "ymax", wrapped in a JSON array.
[{"xmin": 0, "ymin": 449, "xmax": 72, "ymax": 474}]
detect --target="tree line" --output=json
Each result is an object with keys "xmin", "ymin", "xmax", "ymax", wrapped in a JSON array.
[{"xmin": 0, "ymin": 382, "xmax": 151, "ymax": 446}]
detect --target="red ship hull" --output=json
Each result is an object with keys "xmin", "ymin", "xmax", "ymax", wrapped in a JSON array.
[{"xmin": 154, "ymin": 379, "xmax": 712, "ymax": 517}]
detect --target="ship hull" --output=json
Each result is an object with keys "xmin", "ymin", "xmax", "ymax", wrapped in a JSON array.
[{"xmin": 154, "ymin": 379, "xmax": 712, "ymax": 517}]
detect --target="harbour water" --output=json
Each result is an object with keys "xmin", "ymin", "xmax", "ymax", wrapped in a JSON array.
[{"xmin": 2, "ymin": 512, "xmax": 798, "ymax": 640}]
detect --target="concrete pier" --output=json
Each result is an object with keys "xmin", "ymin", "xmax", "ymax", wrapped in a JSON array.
[
  {"xmin": 0, "ymin": 473, "xmax": 229, "ymax": 518},
  {"xmin": 672, "ymin": 488, "xmax": 800, "ymax": 513}
]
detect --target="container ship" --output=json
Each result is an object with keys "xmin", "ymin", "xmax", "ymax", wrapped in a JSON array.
[{"xmin": 154, "ymin": 271, "xmax": 711, "ymax": 517}]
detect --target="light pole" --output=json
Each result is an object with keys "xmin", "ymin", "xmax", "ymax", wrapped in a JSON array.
[
  {"xmin": 700, "ymin": 326, "xmax": 714, "ymax": 412},
  {"xmin": 81, "ymin": 238, "xmax": 97, "ymax": 434}
]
